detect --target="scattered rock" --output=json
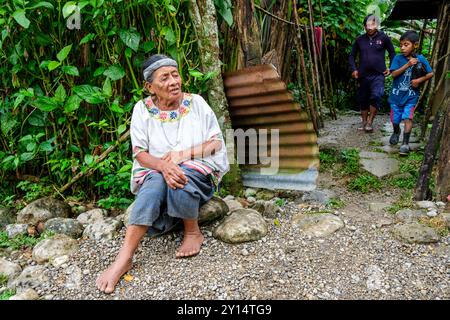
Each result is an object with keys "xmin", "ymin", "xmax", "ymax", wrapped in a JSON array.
[
  {"xmin": 435, "ymin": 202, "xmax": 445, "ymax": 208},
  {"xmin": 440, "ymin": 213, "xmax": 450, "ymax": 228},
  {"xmin": 76, "ymin": 209, "xmax": 107, "ymax": 225},
  {"xmin": 213, "ymin": 209, "xmax": 268, "ymax": 243},
  {"xmin": 198, "ymin": 197, "xmax": 229, "ymax": 224},
  {"xmin": 0, "ymin": 258, "xmax": 22, "ymax": 279},
  {"xmin": 8, "ymin": 265, "xmax": 48, "ymax": 291},
  {"xmin": 369, "ymin": 202, "xmax": 389, "ymax": 212},
  {"xmin": 376, "ymin": 217, "xmax": 394, "ymax": 228},
  {"xmin": 250, "ymin": 200, "xmax": 280, "ymax": 218},
  {"xmin": 395, "ymin": 209, "xmax": 427, "ymax": 222},
  {"xmin": 301, "ymin": 189, "xmax": 336, "ymax": 205},
  {"xmin": 0, "ymin": 208, "xmax": 16, "ymax": 228},
  {"xmin": 9, "ymin": 288, "xmax": 39, "ymax": 300},
  {"xmin": 83, "ymin": 218, "xmax": 122, "ymax": 241},
  {"xmin": 292, "ymin": 213, "xmax": 344, "ymax": 237},
  {"xmin": 223, "ymin": 195, "xmax": 235, "ymax": 201},
  {"xmin": 255, "ymin": 189, "xmax": 276, "ymax": 201},
  {"xmin": 416, "ymin": 201, "xmax": 437, "ymax": 210},
  {"xmin": 246, "ymin": 196, "xmax": 256, "ymax": 204},
  {"xmin": 244, "ymin": 188, "xmax": 258, "ymax": 198},
  {"xmin": 391, "ymin": 222, "xmax": 440, "ymax": 244},
  {"xmin": 44, "ymin": 218, "xmax": 84, "ymax": 239},
  {"xmin": 32, "ymin": 234, "xmax": 79, "ymax": 264},
  {"xmin": 51, "ymin": 255, "xmax": 69, "ymax": 268},
  {"xmin": 17, "ymin": 197, "xmax": 71, "ymax": 225},
  {"xmin": 223, "ymin": 199, "xmax": 243, "ymax": 213},
  {"xmin": 360, "ymin": 157, "xmax": 399, "ymax": 178},
  {"xmin": 426, "ymin": 210, "xmax": 438, "ymax": 218},
  {"xmin": 366, "ymin": 265, "xmax": 385, "ymax": 291},
  {"xmin": 65, "ymin": 265, "xmax": 82, "ymax": 290},
  {"xmin": 5, "ymin": 224, "xmax": 28, "ymax": 238}
]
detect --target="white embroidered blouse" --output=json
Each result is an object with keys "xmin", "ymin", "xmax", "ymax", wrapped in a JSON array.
[{"xmin": 130, "ymin": 93, "xmax": 229, "ymax": 194}]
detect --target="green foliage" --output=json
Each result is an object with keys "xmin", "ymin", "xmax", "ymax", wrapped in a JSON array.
[
  {"xmin": 0, "ymin": 231, "xmax": 54, "ymax": 251},
  {"xmin": 387, "ymin": 190, "xmax": 414, "ymax": 214},
  {"xmin": 340, "ymin": 148, "xmax": 360, "ymax": 175},
  {"xmin": 326, "ymin": 197, "xmax": 345, "ymax": 209},
  {"xmin": 274, "ymin": 198, "xmax": 286, "ymax": 207},
  {"xmin": 319, "ymin": 149, "xmax": 339, "ymax": 171},
  {"xmin": 0, "ymin": 273, "xmax": 8, "ymax": 286},
  {"xmin": 0, "ymin": 0, "xmax": 216, "ymax": 207},
  {"xmin": 0, "ymin": 289, "xmax": 15, "ymax": 300},
  {"xmin": 348, "ymin": 174, "xmax": 381, "ymax": 193},
  {"xmin": 389, "ymin": 151, "xmax": 424, "ymax": 189}
]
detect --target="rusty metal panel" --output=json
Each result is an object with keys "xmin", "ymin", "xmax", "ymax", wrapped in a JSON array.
[{"xmin": 223, "ymin": 64, "xmax": 319, "ymax": 190}]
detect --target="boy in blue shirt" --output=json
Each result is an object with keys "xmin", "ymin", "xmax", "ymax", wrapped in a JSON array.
[{"xmin": 388, "ymin": 31, "xmax": 433, "ymax": 155}]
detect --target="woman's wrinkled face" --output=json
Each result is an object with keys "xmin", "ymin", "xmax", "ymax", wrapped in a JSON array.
[{"xmin": 147, "ymin": 66, "xmax": 182, "ymax": 103}]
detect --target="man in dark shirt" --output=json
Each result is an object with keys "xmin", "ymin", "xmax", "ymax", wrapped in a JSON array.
[{"xmin": 349, "ymin": 14, "xmax": 395, "ymax": 132}]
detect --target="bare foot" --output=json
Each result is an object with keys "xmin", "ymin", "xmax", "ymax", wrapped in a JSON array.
[
  {"xmin": 96, "ymin": 255, "xmax": 132, "ymax": 294},
  {"xmin": 176, "ymin": 231, "xmax": 204, "ymax": 258}
]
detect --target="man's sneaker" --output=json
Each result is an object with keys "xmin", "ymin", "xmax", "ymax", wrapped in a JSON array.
[
  {"xmin": 389, "ymin": 133, "xmax": 400, "ymax": 145},
  {"xmin": 399, "ymin": 144, "xmax": 410, "ymax": 156}
]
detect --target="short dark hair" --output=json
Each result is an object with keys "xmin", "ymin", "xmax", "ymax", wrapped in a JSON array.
[
  {"xmin": 400, "ymin": 30, "xmax": 420, "ymax": 44},
  {"xmin": 142, "ymin": 54, "xmax": 170, "ymax": 82}
]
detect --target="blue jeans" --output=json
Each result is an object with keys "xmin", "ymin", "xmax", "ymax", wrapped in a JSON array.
[{"xmin": 129, "ymin": 165, "xmax": 214, "ymax": 237}]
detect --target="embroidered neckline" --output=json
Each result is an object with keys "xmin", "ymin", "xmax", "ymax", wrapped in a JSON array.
[{"xmin": 144, "ymin": 93, "xmax": 192, "ymax": 122}]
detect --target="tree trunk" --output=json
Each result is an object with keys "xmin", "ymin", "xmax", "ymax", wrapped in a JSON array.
[
  {"xmin": 223, "ymin": 0, "xmax": 262, "ymax": 71},
  {"xmin": 436, "ymin": 95, "xmax": 450, "ymax": 201},
  {"xmin": 414, "ymin": 94, "xmax": 449, "ymax": 200},
  {"xmin": 189, "ymin": 0, "xmax": 243, "ymax": 194}
]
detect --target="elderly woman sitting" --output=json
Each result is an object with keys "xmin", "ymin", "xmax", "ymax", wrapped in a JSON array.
[{"xmin": 96, "ymin": 54, "xmax": 229, "ymax": 294}]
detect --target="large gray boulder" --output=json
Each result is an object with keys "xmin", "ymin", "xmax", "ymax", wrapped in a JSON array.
[
  {"xmin": 0, "ymin": 258, "xmax": 22, "ymax": 280},
  {"xmin": 5, "ymin": 224, "xmax": 28, "ymax": 238},
  {"xmin": 301, "ymin": 189, "xmax": 336, "ymax": 205},
  {"xmin": 32, "ymin": 234, "xmax": 79, "ymax": 264},
  {"xmin": 83, "ymin": 218, "xmax": 122, "ymax": 241},
  {"xmin": 8, "ymin": 265, "xmax": 48, "ymax": 291},
  {"xmin": 9, "ymin": 288, "xmax": 39, "ymax": 300},
  {"xmin": 250, "ymin": 200, "xmax": 280, "ymax": 218},
  {"xmin": 76, "ymin": 208, "xmax": 107, "ymax": 225},
  {"xmin": 0, "ymin": 208, "xmax": 16, "ymax": 229},
  {"xmin": 198, "ymin": 197, "xmax": 229, "ymax": 224},
  {"xmin": 213, "ymin": 209, "xmax": 268, "ymax": 244},
  {"xmin": 17, "ymin": 197, "xmax": 71, "ymax": 225},
  {"xmin": 44, "ymin": 218, "xmax": 84, "ymax": 239},
  {"xmin": 292, "ymin": 213, "xmax": 344, "ymax": 237},
  {"xmin": 391, "ymin": 222, "xmax": 440, "ymax": 244},
  {"xmin": 395, "ymin": 209, "xmax": 427, "ymax": 222}
]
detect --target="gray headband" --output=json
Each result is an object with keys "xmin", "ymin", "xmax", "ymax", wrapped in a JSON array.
[{"xmin": 143, "ymin": 58, "xmax": 178, "ymax": 81}]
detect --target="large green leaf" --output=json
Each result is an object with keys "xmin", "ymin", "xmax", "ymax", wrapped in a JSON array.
[
  {"xmin": 102, "ymin": 78, "xmax": 112, "ymax": 97},
  {"xmin": 62, "ymin": 1, "xmax": 77, "ymax": 18},
  {"xmin": 28, "ymin": 2, "xmax": 54, "ymax": 10},
  {"xmin": 12, "ymin": 10, "xmax": 30, "ymax": 29},
  {"xmin": 32, "ymin": 96, "xmax": 59, "ymax": 112},
  {"xmin": 54, "ymin": 84, "xmax": 67, "ymax": 103},
  {"xmin": 161, "ymin": 26, "xmax": 176, "ymax": 45},
  {"xmin": 119, "ymin": 29, "xmax": 141, "ymax": 52},
  {"xmin": 20, "ymin": 152, "xmax": 35, "ymax": 162},
  {"xmin": 64, "ymin": 95, "xmax": 82, "ymax": 113},
  {"xmin": 61, "ymin": 65, "xmax": 79, "ymax": 76},
  {"xmin": 79, "ymin": 33, "xmax": 95, "ymax": 45},
  {"xmin": 104, "ymin": 65, "xmax": 125, "ymax": 81},
  {"xmin": 57, "ymin": 44, "xmax": 72, "ymax": 62},
  {"xmin": 47, "ymin": 61, "xmax": 61, "ymax": 71},
  {"xmin": 73, "ymin": 85, "xmax": 105, "ymax": 104}
]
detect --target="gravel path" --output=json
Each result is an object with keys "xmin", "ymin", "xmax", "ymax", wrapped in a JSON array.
[{"xmin": 32, "ymin": 114, "xmax": 450, "ymax": 300}]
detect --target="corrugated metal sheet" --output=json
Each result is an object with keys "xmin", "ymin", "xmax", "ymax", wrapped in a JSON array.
[{"xmin": 223, "ymin": 64, "xmax": 319, "ymax": 190}]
